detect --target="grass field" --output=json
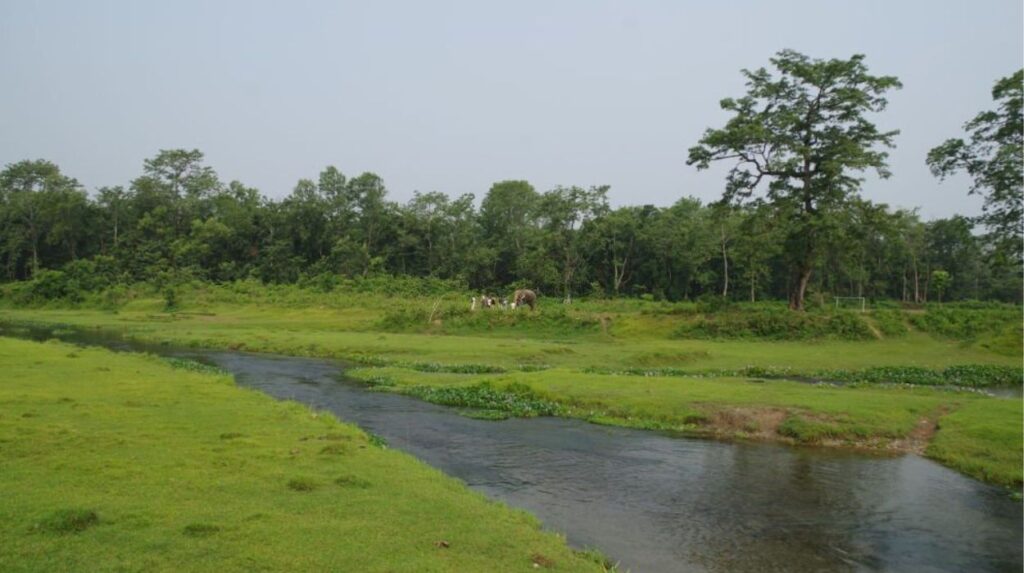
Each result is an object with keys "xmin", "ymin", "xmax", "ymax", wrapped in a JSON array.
[
  {"xmin": 1, "ymin": 286, "xmax": 1020, "ymax": 489},
  {"xmin": 0, "ymin": 337, "xmax": 610, "ymax": 572}
]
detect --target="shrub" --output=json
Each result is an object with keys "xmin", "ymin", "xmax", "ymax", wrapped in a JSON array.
[
  {"xmin": 909, "ymin": 307, "xmax": 1018, "ymax": 340},
  {"xmin": 334, "ymin": 475, "xmax": 372, "ymax": 488},
  {"xmin": 163, "ymin": 287, "xmax": 178, "ymax": 311},
  {"xmin": 872, "ymin": 310, "xmax": 909, "ymax": 337},
  {"xmin": 674, "ymin": 308, "xmax": 875, "ymax": 341}
]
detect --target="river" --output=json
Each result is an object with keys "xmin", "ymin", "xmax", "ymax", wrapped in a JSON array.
[{"xmin": 3, "ymin": 325, "xmax": 1021, "ymax": 572}]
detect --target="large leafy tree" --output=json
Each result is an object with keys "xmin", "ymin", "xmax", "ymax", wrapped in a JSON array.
[
  {"xmin": 927, "ymin": 70, "xmax": 1023, "ymax": 263},
  {"xmin": 0, "ymin": 160, "xmax": 85, "ymax": 277},
  {"xmin": 536, "ymin": 186, "xmax": 609, "ymax": 301},
  {"xmin": 479, "ymin": 180, "xmax": 539, "ymax": 285},
  {"xmin": 688, "ymin": 50, "xmax": 901, "ymax": 310}
]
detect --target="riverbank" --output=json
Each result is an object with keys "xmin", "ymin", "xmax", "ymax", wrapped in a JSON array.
[
  {"xmin": 1, "ymin": 300, "xmax": 1021, "ymax": 489},
  {"xmin": 0, "ymin": 337, "xmax": 610, "ymax": 572}
]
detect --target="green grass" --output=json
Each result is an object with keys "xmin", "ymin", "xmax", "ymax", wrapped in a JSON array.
[
  {"xmin": 927, "ymin": 399, "xmax": 1024, "ymax": 487},
  {"xmin": 0, "ymin": 337, "xmax": 609, "ymax": 572},
  {"xmin": 0, "ymin": 305, "xmax": 1017, "ymax": 373},
  {"xmin": 1, "ymin": 289, "xmax": 1020, "ymax": 489}
]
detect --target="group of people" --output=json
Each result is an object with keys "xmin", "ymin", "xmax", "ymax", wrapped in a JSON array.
[{"xmin": 470, "ymin": 288, "xmax": 537, "ymax": 311}]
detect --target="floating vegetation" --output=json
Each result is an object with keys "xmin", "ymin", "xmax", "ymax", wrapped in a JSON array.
[
  {"xmin": 404, "ymin": 382, "xmax": 563, "ymax": 418},
  {"xmin": 163, "ymin": 357, "xmax": 227, "ymax": 375}
]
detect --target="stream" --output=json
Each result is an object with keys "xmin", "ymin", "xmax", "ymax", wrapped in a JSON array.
[{"xmin": 3, "ymin": 324, "xmax": 1021, "ymax": 572}]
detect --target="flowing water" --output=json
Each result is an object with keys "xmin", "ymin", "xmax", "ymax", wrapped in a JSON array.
[{"xmin": 3, "ymin": 325, "xmax": 1021, "ymax": 572}]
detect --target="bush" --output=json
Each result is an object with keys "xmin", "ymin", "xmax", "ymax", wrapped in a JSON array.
[
  {"xmin": 674, "ymin": 308, "xmax": 875, "ymax": 341},
  {"xmin": 909, "ymin": 307, "xmax": 1019, "ymax": 340},
  {"xmin": 872, "ymin": 310, "xmax": 909, "ymax": 337}
]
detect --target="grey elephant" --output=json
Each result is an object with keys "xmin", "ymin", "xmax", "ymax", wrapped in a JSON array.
[{"xmin": 512, "ymin": 289, "xmax": 537, "ymax": 311}]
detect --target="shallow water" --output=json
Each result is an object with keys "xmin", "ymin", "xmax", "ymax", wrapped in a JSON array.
[{"xmin": 3, "ymin": 325, "xmax": 1022, "ymax": 572}]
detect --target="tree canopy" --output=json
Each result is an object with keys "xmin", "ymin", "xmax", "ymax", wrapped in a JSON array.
[
  {"xmin": 688, "ymin": 50, "xmax": 902, "ymax": 309},
  {"xmin": 927, "ymin": 69, "xmax": 1023, "ymax": 263}
]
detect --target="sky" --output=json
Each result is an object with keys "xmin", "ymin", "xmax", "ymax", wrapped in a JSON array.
[{"xmin": 1, "ymin": 1, "xmax": 1021, "ymax": 220}]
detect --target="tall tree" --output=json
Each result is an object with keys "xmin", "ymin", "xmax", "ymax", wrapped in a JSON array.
[
  {"xmin": 688, "ymin": 50, "xmax": 901, "ymax": 310},
  {"xmin": 0, "ymin": 159, "xmax": 84, "ymax": 277},
  {"xmin": 927, "ymin": 69, "xmax": 1023, "ymax": 263},
  {"xmin": 536, "ymin": 186, "xmax": 609, "ymax": 302},
  {"xmin": 479, "ymin": 180, "xmax": 539, "ymax": 284}
]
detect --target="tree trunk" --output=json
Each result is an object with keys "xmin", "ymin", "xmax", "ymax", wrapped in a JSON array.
[
  {"xmin": 789, "ymin": 265, "xmax": 812, "ymax": 311},
  {"xmin": 720, "ymin": 226, "xmax": 729, "ymax": 298},
  {"xmin": 30, "ymin": 238, "xmax": 39, "ymax": 278},
  {"xmin": 912, "ymin": 259, "xmax": 920, "ymax": 303}
]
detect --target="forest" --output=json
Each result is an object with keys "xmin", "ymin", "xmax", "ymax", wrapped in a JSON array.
[{"xmin": 0, "ymin": 58, "xmax": 1020, "ymax": 308}]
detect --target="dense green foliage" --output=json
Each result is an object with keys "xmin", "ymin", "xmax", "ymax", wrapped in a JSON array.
[
  {"xmin": 928, "ymin": 69, "xmax": 1023, "ymax": 263},
  {"xmin": 1, "ymin": 154, "xmax": 1020, "ymax": 306},
  {"xmin": 403, "ymin": 382, "xmax": 564, "ymax": 418},
  {"xmin": 674, "ymin": 307, "xmax": 876, "ymax": 340},
  {"xmin": 688, "ymin": 50, "xmax": 902, "ymax": 310}
]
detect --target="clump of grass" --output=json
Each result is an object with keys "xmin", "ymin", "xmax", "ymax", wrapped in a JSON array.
[
  {"xmin": 319, "ymin": 444, "xmax": 349, "ymax": 455},
  {"xmin": 366, "ymin": 433, "xmax": 388, "ymax": 448},
  {"xmin": 405, "ymin": 382, "xmax": 563, "ymax": 417},
  {"xmin": 286, "ymin": 477, "xmax": 319, "ymax": 492},
  {"xmin": 777, "ymin": 416, "xmax": 845, "ymax": 442},
  {"xmin": 219, "ymin": 432, "xmax": 244, "ymax": 440},
  {"xmin": 35, "ymin": 508, "xmax": 99, "ymax": 534},
  {"xmin": 164, "ymin": 357, "xmax": 226, "ymax": 375},
  {"xmin": 334, "ymin": 475, "xmax": 372, "ymax": 489},
  {"xmin": 460, "ymin": 409, "xmax": 511, "ymax": 420},
  {"xmin": 574, "ymin": 547, "xmax": 619, "ymax": 571},
  {"xmin": 530, "ymin": 553, "xmax": 556, "ymax": 568},
  {"xmin": 361, "ymin": 375, "xmax": 395, "ymax": 388},
  {"xmin": 818, "ymin": 364, "xmax": 1021, "ymax": 388},
  {"xmin": 872, "ymin": 310, "xmax": 909, "ymax": 337},
  {"xmin": 515, "ymin": 364, "xmax": 552, "ymax": 372},
  {"xmin": 587, "ymin": 363, "xmax": 1019, "ymax": 389},
  {"xmin": 182, "ymin": 523, "xmax": 220, "ymax": 537},
  {"xmin": 407, "ymin": 362, "xmax": 507, "ymax": 374}
]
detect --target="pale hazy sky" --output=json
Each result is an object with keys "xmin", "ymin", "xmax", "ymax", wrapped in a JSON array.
[{"xmin": 1, "ymin": 1, "xmax": 1021, "ymax": 220}]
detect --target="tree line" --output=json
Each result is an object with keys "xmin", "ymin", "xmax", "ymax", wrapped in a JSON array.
[{"xmin": 1, "ymin": 52, "xmax": 1019, "ymax": 306}]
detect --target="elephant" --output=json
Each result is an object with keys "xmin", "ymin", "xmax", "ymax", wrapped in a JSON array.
[{"xmin": 512, "ymin": 289, "xmax": 537, "ymax": 311}]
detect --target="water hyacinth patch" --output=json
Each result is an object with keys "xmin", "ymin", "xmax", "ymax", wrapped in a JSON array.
[
  {"xmin": 406, "ymin": 362, "xmax": 507, "ymax": 374},
  {"xmin": 404, "ymin": 382, "xmax": 564, "ymax": 418},
  {"xmin": 584, "ymin": 363, "xmax": 1019, "ymax": 388},
  {"xmin": 163, "ymin": 357, "xmax": 227, "ymax": 376}
]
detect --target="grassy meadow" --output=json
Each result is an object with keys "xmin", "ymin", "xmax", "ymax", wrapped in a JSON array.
[
  {"xmin": 1, "ymin": 281, "xmax": 1021, "ymax": 490},
  {"xmin": 0, "ymin": 337, "xmax": 611, "ymax": 572}
]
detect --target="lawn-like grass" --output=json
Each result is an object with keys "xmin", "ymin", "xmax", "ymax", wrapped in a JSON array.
[
  {"xmin": 0, "ymin": 337, "xmax": 609, "ymax": 572},
  {"xmin": 0, "ymin": 305, "xmax": 1016, "ymax": 371},
  {"xmin": 927, "ymin": 398, "xmax": 1024, "ymax": 488},
  {"xmin": 1, "ymin": 294, "xmax": 1020, "ymax": 489}
]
